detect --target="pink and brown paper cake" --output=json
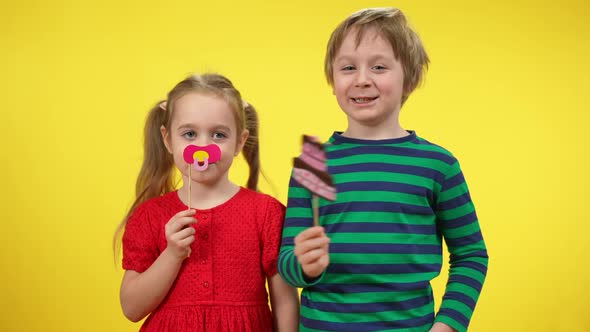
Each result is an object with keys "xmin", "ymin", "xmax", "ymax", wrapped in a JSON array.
[{"xmin": 293, "ymin": 135, "xmax": 336, "ymax": 201}]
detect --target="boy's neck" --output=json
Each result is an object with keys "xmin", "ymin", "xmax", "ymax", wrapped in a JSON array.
[{"xmin": 342, "ymin": 122, "xmax": 409, "ymax": 140}]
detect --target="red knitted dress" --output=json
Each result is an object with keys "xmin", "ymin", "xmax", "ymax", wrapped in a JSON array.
[{"xmin": 122, "ymin": 187, "xmax": 285, "ymax": 331}]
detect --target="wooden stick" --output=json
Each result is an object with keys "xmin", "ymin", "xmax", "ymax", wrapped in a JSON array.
[
  {"xmin": 312, "ymin": 194, "xmax": 319, "ymax": 226},
  {"xmin": 188, "ymin": 164, "xmax": 192, "ymax": 210}
]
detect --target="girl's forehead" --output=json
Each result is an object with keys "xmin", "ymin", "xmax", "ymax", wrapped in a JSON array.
[{"xmin": 171, "ymin": 93, "xmax": 237, "ymax": 128}]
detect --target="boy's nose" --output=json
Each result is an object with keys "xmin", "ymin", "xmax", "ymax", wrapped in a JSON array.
[{"xmin": 354, "ymin": 69, "xmax": 371, "ymax": 87}]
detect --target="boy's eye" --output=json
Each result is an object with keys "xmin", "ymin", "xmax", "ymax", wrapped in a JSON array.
[{"xmin": 182, "ymin": 131, "xmax": 196, "ymax": 139}]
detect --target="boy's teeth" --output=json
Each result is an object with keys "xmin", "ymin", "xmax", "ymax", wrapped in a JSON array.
[{"xmin": 355, "ymin": 97, "xmax": 371, "ymax": 102}]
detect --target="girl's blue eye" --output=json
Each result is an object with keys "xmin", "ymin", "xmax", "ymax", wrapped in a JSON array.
[
  {"xmin": 373, "ymin": 65, "xmax": 386, "ymax": 70},
  {"xmin": 183, "ymin": 131, "xmax": 196, "ymax": 139},
  {"xmin": 342, "ymin": 65, "xmax": 355, "ymax": 71},
  {"xmin": 213, "ymin": 132, "xmax": 227, "ymax": 139}
]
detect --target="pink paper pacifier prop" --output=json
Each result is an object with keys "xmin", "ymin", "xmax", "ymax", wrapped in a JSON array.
[
  {"xmin": 182, "ymin": 144, "xmax": 222, "ymax": 210},
  {"xmin": 183, "ymin": 144, "xmax": 221, "ymax": 171},
  {"xmin": 293, "ymin": 135, "xmax": 336, "ymax": 226}
]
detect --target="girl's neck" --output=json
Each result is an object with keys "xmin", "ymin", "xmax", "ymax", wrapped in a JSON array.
[{"xmin": 178, "ymin": 176, "xmax": 240, "ymax": 210}]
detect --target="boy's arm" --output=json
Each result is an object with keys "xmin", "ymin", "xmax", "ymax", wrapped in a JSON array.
[
  {"xmin": 278, "ymin": 175, "xmax": 327, "ymax": 287},
  {"xmin": 434, "ymin": 160, "xmax": 489, "ymax": 332}
]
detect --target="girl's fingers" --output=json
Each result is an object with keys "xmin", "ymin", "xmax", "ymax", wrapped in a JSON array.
[
  {"xmin": 178, "ymin": 235, "xmax": 195, "ymax": 247},
  {"xmin": 174, "ymin": 209, "xmax": 197, "ymax": 218},
  {"xmin": 169, "ymin": 227, "xmax": 195, "ymax": 242},
  {"xmin": 169, "ymin": 216, "xmax": 197, "ymax": 232}
]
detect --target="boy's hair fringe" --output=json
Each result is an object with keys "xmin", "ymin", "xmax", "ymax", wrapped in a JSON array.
[{"xmin": 324, "ymin": 7, "xmax": 430, "ymax": 104}]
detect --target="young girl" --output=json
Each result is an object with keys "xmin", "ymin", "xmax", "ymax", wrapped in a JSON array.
[{"xmin": 114, "ymin": 73, "xmax": 299, "ymax": 331}]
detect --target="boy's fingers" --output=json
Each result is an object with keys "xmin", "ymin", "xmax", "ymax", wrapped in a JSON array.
[
  {"xmin": 303, "ymin": 261, "xmax": 329, "ymax": 278},
  {"xmin": 298, "ymin": 248, "xmax": 328, "ymax": 265},
  {"xmin": 294, "ymin": 237, "xmax": 330, "ymax": 257},
  {"xmin": 295, "ymin": 226, "xmax": 326, "ymax": 242}
]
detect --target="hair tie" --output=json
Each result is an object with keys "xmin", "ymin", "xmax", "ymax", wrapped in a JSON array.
[
  {"xmin": 159, "ymin": 101, "xmax": 167, "ymax": 111},
  {"xmin": 242, "ymin": 100, "xmax": 249, "ymax": 109}
]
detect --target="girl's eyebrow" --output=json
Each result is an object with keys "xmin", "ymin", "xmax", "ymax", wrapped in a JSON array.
[
  {"xmin": 177, "ymin": 123, "xmax": 194, "ymax": 131},
  {"xmin": 212, "ymin": 125, "xmax": 232, "ymax": 133},
  {"xmin": 176, "ymin": 123, "xmax": 232, "ymax": 132}
]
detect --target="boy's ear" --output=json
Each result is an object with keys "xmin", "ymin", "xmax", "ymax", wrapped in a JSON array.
[
  {"xmin": 160, "ymin": 125, "xmax": 172, "ymax": 154},
  {"xmin": 403, "ymin": 79, "xmax": 416, "ymax": 98},
  {"xmin": 236, "ymin": 129, "xmax": 249, "ymax": 156}
]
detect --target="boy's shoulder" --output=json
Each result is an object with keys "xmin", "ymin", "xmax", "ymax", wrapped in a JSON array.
[{"xmin": 412, "ymin": 134, "xmax": 457, "ymax": 161}]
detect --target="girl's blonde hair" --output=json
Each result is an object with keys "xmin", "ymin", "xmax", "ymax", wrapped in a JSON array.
[{"xmin": 113, "ymin": 73, "xmax": 260, "ymax": 259}]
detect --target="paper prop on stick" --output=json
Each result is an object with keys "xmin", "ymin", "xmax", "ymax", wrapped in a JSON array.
[
  {"xmin": 293, "ymin": 135, "xmax": 336, "ymax": 226},
  {"xmin": 182, "ymin": 144, "xmax": 222, "ymax": 210}
]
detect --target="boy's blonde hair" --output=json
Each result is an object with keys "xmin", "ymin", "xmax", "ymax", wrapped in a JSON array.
[{"xmin": 324, "ymin": 7, "xmax": 429, "ymax": 104}]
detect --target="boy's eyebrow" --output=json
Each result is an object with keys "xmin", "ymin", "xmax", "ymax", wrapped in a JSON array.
[{"xmin": 334, "ymin": 53, "xmax": 395, "ymax": 63}]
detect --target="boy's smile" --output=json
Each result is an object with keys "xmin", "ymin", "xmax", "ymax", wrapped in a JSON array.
[{"xmin": 332, "ymin": 27, "xmax": 406, "ymax": 136}]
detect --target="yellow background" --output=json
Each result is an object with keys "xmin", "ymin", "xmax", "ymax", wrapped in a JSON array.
[{"xmin": 1, "ymin": 0, "xmax": 588, "ymax": 331}]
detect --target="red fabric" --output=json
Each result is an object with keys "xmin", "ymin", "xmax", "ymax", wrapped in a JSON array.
[{"xmin": 122, "ymin": 187, "xmax": 285, "ymax": 332}]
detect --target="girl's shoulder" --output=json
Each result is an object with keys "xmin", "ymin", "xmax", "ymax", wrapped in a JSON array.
[
  {"xmin": 129, "ymin": 191, "xmax": 181, "ymax": 221},
  {"xmin": 237, "ymin": 187, "xmax": 285, "ymax": 209}
]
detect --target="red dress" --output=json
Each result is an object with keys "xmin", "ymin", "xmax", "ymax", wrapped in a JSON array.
[{"xmin": 122, "ymin": 188, "xmax": 286, "ymax": 331}]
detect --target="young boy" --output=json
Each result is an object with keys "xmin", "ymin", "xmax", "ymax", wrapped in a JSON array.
[{"xmin": 278, "ymin": 8, "xmax": 488, "ymax": 332}]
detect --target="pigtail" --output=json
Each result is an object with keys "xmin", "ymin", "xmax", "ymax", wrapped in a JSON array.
[
  {"xmin": 242, "ymin": 103, "xmax": 260, "ymax": 191},
  {"xmin": 113, "ymin": 101, "xmax": 175, "ymax": 261}
]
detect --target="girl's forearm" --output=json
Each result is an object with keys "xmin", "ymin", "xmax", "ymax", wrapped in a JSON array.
[
  {"xmin": 120, "ymin": 248, "xmax": 184, "ymax": 322},
  {"xmin": 269, "ymin": 274, "xmax": 300, "ymax": 332}
]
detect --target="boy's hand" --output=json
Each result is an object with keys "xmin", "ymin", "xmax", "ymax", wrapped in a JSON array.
[
  {"xmin": 429, "ymin": 322, "xmax": 457, "ymax": 332},
  {"xmin": 294, "ymin": 226, "xmax": 331, "ymax": 278},
  {"xmin": 164, "ymin": 209, "xmax": 197, "ymax": 260}
]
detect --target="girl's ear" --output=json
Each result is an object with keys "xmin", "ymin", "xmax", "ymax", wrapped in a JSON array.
[
  {"xmin": 235, "ymin": 129, "xmax": 249, "ymax": 156},
  {"xmin": 160, "ymin": 125, "xmax": 173, "ymax": 154}
]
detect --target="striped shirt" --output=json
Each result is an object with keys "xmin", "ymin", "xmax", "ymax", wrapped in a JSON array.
[{"xmin": 278, "ymin": 131, "xmax": 488, "ymax": 332}]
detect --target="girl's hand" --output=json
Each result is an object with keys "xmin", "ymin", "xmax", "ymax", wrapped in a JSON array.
[
  {"xmin": 164, "ymin": 209, "xmax": 197, "ymax": 259},
  {"xmin": 294, "ymin": 226, "xmax": 330, "ymax": 279}
]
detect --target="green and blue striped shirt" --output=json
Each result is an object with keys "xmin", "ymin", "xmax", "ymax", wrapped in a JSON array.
[{"xmin": 278, "ymin": 131, "xmax": 488, "ymax": 332}]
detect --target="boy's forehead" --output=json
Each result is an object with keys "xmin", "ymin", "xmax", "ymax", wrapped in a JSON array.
[
  {"xmin": 343, "ymin": 26, "xmax": 387, "ymax": 48},
  {"xmin": 335, "ymin": 27, "xmax": 394, "ymax": 57}
]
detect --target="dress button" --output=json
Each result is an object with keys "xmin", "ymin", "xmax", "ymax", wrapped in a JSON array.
[
  {"xmin": 202, "ymin": 233, "xmax": 208, "ymax": 240},
  {"xmin": 203, "ymin": 281, "xmax": 209, "ymax": 288},
  {"xmin": 200, "ymin": 259, "xmax": 206, "ymax": 264},
  {"xmin": 202, "ymin": 215, "xmax": 208, "ymax": 220}
]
